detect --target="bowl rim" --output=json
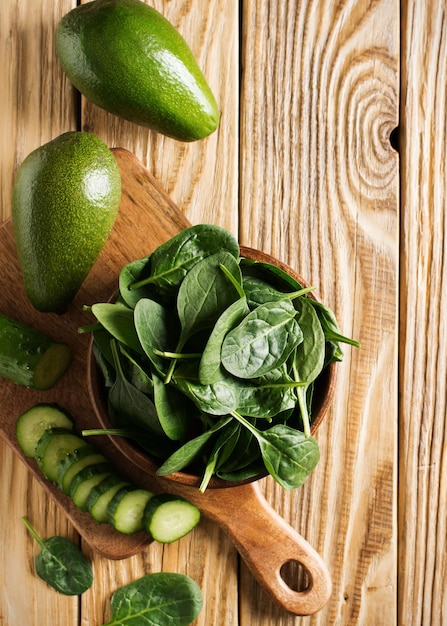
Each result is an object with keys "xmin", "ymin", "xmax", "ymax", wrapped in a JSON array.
[{"xmin": 86, "ymin": 245, "xmax": 337, "ymax": 489}]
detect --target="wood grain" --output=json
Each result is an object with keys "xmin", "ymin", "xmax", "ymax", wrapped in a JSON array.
[
  {"xmin": 239, "ymin": 1, "xmax": 399, "ymax": 624},
  {"xmin": 399, "ymin": 1, "xmax": 447, "ymax": 624}
]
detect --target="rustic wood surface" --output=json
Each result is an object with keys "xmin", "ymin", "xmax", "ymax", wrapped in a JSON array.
[{"xmin": 0, "ymin": 1, "xmax": 444, "ymax": 625}]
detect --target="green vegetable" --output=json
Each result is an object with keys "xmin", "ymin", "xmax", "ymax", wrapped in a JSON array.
[
  {"xmin": 108, "ymin": 485, "xmax": 154, "ymax": 534},
  {"xmin": 12, "ymin": 131, "xmax": 121, "ymax": 312},
  {"xmin": 17, "ymin": 404, "xmax": 200, "ymax": 542},
  {"xmin": 22, "ymin": 517, "xmax": 93, "ymax": 596},
  {"xmin": 36, "ymin": 428, "xmax": 89, "ymax": 484},
  {"xmin": 0, "ymin": 313, "xmax": 72, "ymax": 389},
  {"xmin": 56, "ymin": 0, "xmax": 219, "ymax": 141},
  {"xmin": 143, "ymin": 494, "xmax": 201, "ymax": 543},
  {"xmin": 16, "ymin": 404, "xmax": 74, "ymax": 458},
  {"xmin": 85, "ymin": 224, "xmax": 360, "ymax": 490},
  {"xmin": 102, "ymin": 572, "xmax": 203, "ymax": 626}
]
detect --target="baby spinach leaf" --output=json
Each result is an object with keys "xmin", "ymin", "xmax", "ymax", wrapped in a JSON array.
[
  {"xmin": 176, "ymin": 251, "xmax": 242, "ymax": 349},
  {"xmin": 174, "ymin": 376, "xmax": 238, "ymax": 416},
  {"xmin": 292, "ymin": 297, "xmax": 326, "ymax": 436},
  {"xmin": 22, "ymin": 517, "xmax": 93, "ymax": 596},
  {"xmin": 198, "ymin": 296, "xmax": 249, "ymax": 385},
  {"xmin": 131, "ymin": 224, "xmax": 240, "ymax": 293},
  {"xmin": 102, "ymin": 572, "xmax": 203, "ymax": 626},
  {"xmin": 310, "ymin": 299, "xmax": 360, "ymax": 364},
  {"xmin": 108, "ymin": 340, "xmax": 163, "ymax": 436},
  {"xmin": 164, "ymin": 251, "xmax": 242, "ymax": 383},
  {"xmin": 152, "ymin": 371, "xmax": 190, "ymax": 440},
  {"xmin": 134, "ymin": 297, "xmax": 174, "ymax": 376},
  {"xmin": 233, "ymin": 367, "xmax": 301, "ymax": 419},
  {"xmin": 221, "ymin": 299, "xmax": 303, "ymax": 379},
  {"xmin": 230, "ymin": 413, "xmax": 320, "ymax": 490},
  {"xmin": 199, "ymin": 421, "xmax": 240, "ymax": 491},
  {"xmin": 156, "ymin": 416, "xmax": 232, "ymax": 476},
  {"xmin": 240, "ymin": 258, "xmax": 303, "ymax": 292},
  {"xmin": 242, "ymin": 275, "xmax": 287, "ymax": 308},
  {"xmin": 119, "ymin": 254, "xmax": 152, "ymax": 308},
  {"xmin": 91, "ymin": 302, "xmax": 143, "ymax": 355}
]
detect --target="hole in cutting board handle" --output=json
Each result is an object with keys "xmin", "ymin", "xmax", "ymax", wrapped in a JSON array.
[{"xmin": 280, "ymin": 559, "xmax": 310, "ymax": 592}]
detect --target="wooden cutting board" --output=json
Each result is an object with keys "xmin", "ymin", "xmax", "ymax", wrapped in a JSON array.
[{"xmin": 0, "ymin": 148, "xmax": 331, "ymax": 615}]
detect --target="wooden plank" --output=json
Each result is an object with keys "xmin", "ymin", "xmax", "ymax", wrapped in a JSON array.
[
  {"xmin": 399, "ymin": 1, "xmax": 447, "ymax": 624},
  {"xmin": 239, "ymin": 1, "xmax": 399, "ymax": 624},
  {"xmin": 0, "ymin": 2, "xmax": 79, "ymax": 626}
]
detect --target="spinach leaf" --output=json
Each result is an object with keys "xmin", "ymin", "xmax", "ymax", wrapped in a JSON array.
[
  {"xmin": 152, "ymin": 371, "xmax": 190, "ymax": 440},
  {"xmin": 198, "ymin": 296, "xmax": 249, "ymax": 385},
  {"xmin": 221, "ymin": 298, "xmax": 303, "ymax": 379},
  {"xmin": 199, "ymin": 421, "xmax": 240, "ymax": 492},
  {"xmin": 292, "ymin": 297, "xmax": 326, "ymax": 436},
  {"xmin": 174, "ymin": 376, "xmax": 238, "ymax": 416},
  {"xmin": 131, "ymin": 224, "xmax": 240, "ymax": 293},
  {"xmin": 108, "ymin": 340, "xmax": 163, "ymax": 436},
  {"xmin": 91, "ymin": 302, "xmax": 143, "ymax": 355},
  {"xmin": 156, "ymin": 416, "xmax": 232, "ymax": 476},
  {"xmin": 102, "ymin": 572, "xmax": 203, "ymax": 626},
  {"xmin": 164, "ymin": 251, "xmax": 242, "ymax": 382},
  {"xmin": 240, "ymin": 258, "xmax": 303, "ymax": 292},
  {"xmin": 22, "ymin": 517, "xmax": 93, "ymax": 596},
  {"xmin": 176, "ymin": 251, "xmax": 242, "ymax": 350},
  {"xmin": 119, "ymin": 254, "xmax": 152, "ymax": 308},
  {"xmin": 310, "ymin": 299, "xmax": 360, "ymax": 363},
  {"xmin": 134, "ymin": 297, "xmax": 174, "ymax": 376},
  {"xmin": 233, "ymin": 367, "xmax": 302, "ymax": 419},
  {"xmin": 230, "ymin": 413, "xmax": 320, "ymax": 490}
]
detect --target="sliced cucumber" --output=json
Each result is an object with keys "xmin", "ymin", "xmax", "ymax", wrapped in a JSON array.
[
  {"xmin": 57, "ymin": 445, "xmax": 107, "ymax": 494},
  {"xmin": 108, "ymin": 486, "xmax": 154, "ymax": 535},
  {"xmin": 143, "ymin": 494, "xmax": 200, "ymax": 543},
  {"xmin": 16, "ymin": 404, "xmax": 74, "ymax": 458},
  {"xmin": 35, "ymin": 427, "xmax": 88, "ymax": 483},
  {"xmin": 69, "ymin": 463, "xmax": 113, "ymax": 511},
  {"xmin": 86, "ymin": 475, "xmax": 131, "ymax": 523},
  {"xmin": 0, "ymin": 312, "xmax": 72, "ymax": 389}
]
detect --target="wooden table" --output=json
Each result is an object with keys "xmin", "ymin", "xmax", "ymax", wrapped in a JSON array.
[{"xmin": 1, "ymin": 1, "xmax": 445, "ymax": 624}]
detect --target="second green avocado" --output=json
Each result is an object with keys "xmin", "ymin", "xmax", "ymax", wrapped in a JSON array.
[
  {"xmin": 12, "ymin": 132, "xmax": 121, "ymax": 313},
  {"xmin": 56, "ymin": 0, "xmax": 220, "ymax": 141}
]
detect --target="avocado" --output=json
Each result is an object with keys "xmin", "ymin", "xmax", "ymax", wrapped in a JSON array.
[
  {"xmin": 12, "ymin": 131, "xmax": 121, "ymax": 313},
  {"xmin": 56, "ymin": 0, "xmax": 220, "ymax": 141}
]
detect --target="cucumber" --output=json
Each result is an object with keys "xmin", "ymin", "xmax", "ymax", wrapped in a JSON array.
[
  {"xmin": 35, "ymin": 428, "xmax": 88, "ymax": 483},
  {"xmin": 86, "ymin": 475, "xmax": 131, "ymax": 523},
  {"xmin": 0, "ymin": 312, "xmax": 72, "ymax": 389},
  {"xmin": 16, "ymin": 403, "xmax": 74, "ymax": 458},
  {"xmin": 69, "ymin": 463, "xmax": 113, "ymax": 511},
  {"xmin": 57, "ymin": 445, "xmax": 107, "ymax": 494},
  {"xmin": 143, "ymin": 494, "xmax": 200, "ymax": 543},
  {"xmin": 108, "ymin": 486, "xmax": 154, "ymax": 535}
]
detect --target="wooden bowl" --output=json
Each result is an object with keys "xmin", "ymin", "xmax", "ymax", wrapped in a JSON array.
[{"xmin": 87, "ymin": 245, "xmax": 336, "ymax": 490}]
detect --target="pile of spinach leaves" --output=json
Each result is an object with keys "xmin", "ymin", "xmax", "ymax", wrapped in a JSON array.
[{"xmin": 83, "ymin": 224, "xmax": 359, "ymax": 492}]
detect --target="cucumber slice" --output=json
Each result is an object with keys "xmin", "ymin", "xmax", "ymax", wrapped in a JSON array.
[
  {"xmin": 35, "ymin": 427, "xmax": 88, "ymax": 483},
  {"xmin": 0, "ymin": 312, "xmax": 72, "ymax": 389},
  {"xmin": 57, "ymin": 445, "xmax": 107, "ymax": 494},
  {"xmin": 16, "ymin": 404, "xmax": 74, "ymax": 458},
  {"xmin": 69, "ymin": 463, "xmax": 113, "ymax": 511},
  {"xmin": 108, "ymin": 486, "xmax": 154, "ymax": 535},
  {"xmin": 86, "ymin": 475, "xmax": 131, "ymax": 523},
  {"xmin": 143, "ymin": 494, "xmax": 201, "ymax": 543}
]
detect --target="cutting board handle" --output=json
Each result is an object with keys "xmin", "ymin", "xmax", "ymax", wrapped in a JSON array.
[{"xmin": 207, "ymin": 481, "xmax": 332, "ymax": 615}]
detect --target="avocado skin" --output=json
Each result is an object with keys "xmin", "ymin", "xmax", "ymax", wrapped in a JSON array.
[
  {"xmin": 56, "ymin": 0, "xmax": 220, "ymax": 141},
  {"xmin": 12, "ymin": 132, "xmax": 122, "ymax": 313}
]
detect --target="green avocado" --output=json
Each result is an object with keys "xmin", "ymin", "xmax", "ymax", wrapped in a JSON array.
[
  {"xmin": 12, "ymin": 131, "xmax": 121, "ymax": 313},
  {"xmin": 56, "ymin": 0, "xmax": 220, "ymax": 141}
]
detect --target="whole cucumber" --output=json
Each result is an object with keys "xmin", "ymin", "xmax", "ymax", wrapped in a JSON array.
[{"xmin": 0, "ymin": 312, "xmax": 72, "ymax": 390}]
